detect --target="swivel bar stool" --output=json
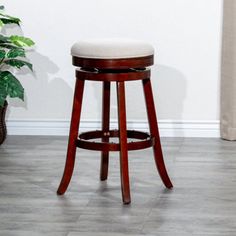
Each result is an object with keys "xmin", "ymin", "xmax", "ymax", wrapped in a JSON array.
[{"xmin": 57, "ymin": 38, "xmax": 173, "ymax": 204}]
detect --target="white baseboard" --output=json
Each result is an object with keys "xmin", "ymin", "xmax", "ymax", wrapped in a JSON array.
[{"xmin": 6, "ymin": 119, "xmax": 220, "ymax": 138}]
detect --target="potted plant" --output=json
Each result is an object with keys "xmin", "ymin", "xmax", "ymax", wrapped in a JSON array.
[{"xmin": 0, "ymin": 5, "xmax": 34, "ymax": 145}]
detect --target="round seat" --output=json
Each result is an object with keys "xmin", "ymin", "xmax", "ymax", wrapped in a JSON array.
[
  {"xmin": 71, "ymin": 38, "xmax": 154, "ymax": 69},
  {"xmin": 71, "ymin": 38, "xmax": 154, "ymax": 59}
]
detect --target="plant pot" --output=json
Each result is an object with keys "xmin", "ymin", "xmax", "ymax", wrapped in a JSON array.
[{"xmin": 0, "ymin": 101, "xmax": 7, "ymax": 145}]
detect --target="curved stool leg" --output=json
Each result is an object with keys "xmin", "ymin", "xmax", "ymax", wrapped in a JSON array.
[
  {"xmin": 117, "ymin": 81, "xmax": 131, "ymax": 204},
  {"xmin": 57, "ymin": 78, "xmax": 85, "ymax": 195},
  {"xmin": 142, "ymin": 78, "xmax": 173, "ymax": 189},
  {"xmin": 100, "ymin": 81, "xmax": 111, "ymax": 181}
]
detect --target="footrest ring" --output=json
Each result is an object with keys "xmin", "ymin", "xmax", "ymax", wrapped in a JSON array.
[{"xmin": 76, "ymin": 129, "xmax": 154, "ymax": 151}]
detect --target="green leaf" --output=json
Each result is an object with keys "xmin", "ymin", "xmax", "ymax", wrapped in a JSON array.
[
  {"xmin": 0, "ymin": 18, "xmax": 20, "ymax": 25},
  {"xmin": 0, "ymin": 13, "xmax": 20, "ymax": 21},
  {"xmin": 10, "ymin": 35, "xmax": 34, "ymax": 47},
  {"xmin": 0, "ymin": 49, "xmax": 6, "ymax": 58},
  {"xmin": 0, "ymin": 19, "xmax": 3, "ymax": 28},
  {"xmin": 7, "ymin": 48, "xmax": 25, "ymax": 58},
  {"xmin": 4, "ymin": 59, "xmax": 33, "ymax": 71},
  {"xmin": 0, "ymin": 35, "xmax": 10, "ymax": 43},
  {"xmin": 0, "ymin": 71, "xmax": 24, "ymax": 100},
  {"xmin": 0, "ymin": 13, "xmax": 21, "ymax": 25},
  {"xmin": 0, "ymin": 43, "xmax": 19, "ymax": 50}
]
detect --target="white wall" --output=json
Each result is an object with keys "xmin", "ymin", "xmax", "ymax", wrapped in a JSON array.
[{"xmin": 2, "ymin": 0, "xmax": 223, "ymax": 136}]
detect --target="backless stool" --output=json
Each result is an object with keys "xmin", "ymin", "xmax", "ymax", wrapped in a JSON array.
[{"xmin": 57, "ymin": 39, "xmax": 173, "ymax": 204}]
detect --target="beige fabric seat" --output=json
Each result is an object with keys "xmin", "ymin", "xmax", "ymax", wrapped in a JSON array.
[{"xmin": 71, "ymin": 38, "xmax": 154, "ymax": 59}]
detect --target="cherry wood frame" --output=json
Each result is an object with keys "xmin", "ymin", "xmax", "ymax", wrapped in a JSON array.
[
  {"xmin": 57, "ymin": 55, "xmax": 173, "ymax": 204},
  {"xmin": 72, "ymin": 55, "xmax": 154, "ymax": 70}
]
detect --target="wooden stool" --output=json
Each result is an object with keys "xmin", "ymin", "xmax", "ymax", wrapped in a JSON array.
[{"xmin": 57, "ymin": 39, "xmax": 173, "ymax": 204}]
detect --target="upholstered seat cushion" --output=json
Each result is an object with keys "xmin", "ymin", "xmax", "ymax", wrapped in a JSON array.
[{"xmin": 71, "ymin": 38, "xmax": 154, "ymax": 59}]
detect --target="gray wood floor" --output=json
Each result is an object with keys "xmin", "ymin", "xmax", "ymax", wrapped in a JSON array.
[{"xmin": 0, "ymin": 136, "xmax": 236, "ymax": 236}]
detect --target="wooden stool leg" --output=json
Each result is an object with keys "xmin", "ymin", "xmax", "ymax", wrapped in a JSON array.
[
  {"xmin": 100, "ymin": 81, "xmax": 111, "ymax": 181},
  {"xmin": 117, "ymin": 81, "xmax": 131, "ymax": 204},
  {"xmin": 57, "ymin": 78, "xmax": 85, "ymax": 195},
  {"xmin": 142, "ymin": 78, "xmax": 173, "ymax": 189}
]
